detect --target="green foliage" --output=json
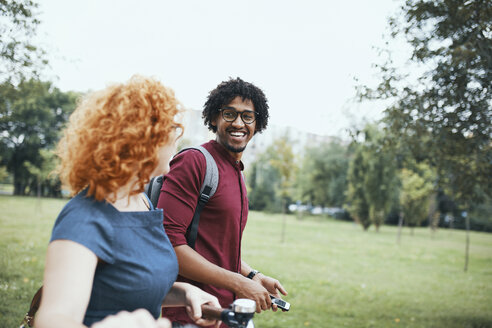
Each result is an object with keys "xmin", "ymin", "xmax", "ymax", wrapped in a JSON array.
[
  {"xmin": 248, "ymin": 160, "xmax": 280, "ymax": 212},
  {"xmin": 446, "ymin": 191, "xmax": 492, "ymax": 232},
  {"xmin": 267, "ymin": 137, "xmax": 298, "ymax": 202},
  {"xmin": 298, "ymin": 140, "xmax": 350, "ymax": 208},
  {"xmin": 0, "ymin": 79, "xmax": 78, "ymax": 195},
  {"xmin": 2, "ymin": 195, "xmax": 492, "ymax": 328},
  {"xmin": 346, "ymin": 125, "xmax": 399, "ymax": 231},
  {"xmin": 0, "ymin": 0, "xmax": 47, "ymax": 83},
  {"xmin": 363, "ymin": 126, "xmax": 399, "ymax": 230},
  {"xmin": 23, "ymin": 148, "xmax": 60, "ymax": 197},
  {"xmin": 399, "ymin": 163, "xmax": 435, "ymax": 227},
  {"xmin": 0, "ymin": 166, "xmax": 7, "ymax": 182},
  {"xmin": 358, "ymin": 0, "xmax": 492, "ymax": 209},
  {"xmin": 247, "ymin": 136, "xmax": 298, "ymax": 212},
  {"xmin": 0, "ymin": 155, "xmax": 7, "ymax": 182},
  {"xmin": 345, "ymin": 146, "xmax": 371, "ymax": 229}
]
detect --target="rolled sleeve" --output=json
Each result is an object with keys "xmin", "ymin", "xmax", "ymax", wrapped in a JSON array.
[{"xmin": 158, "ymin": 149, "xmax": 206, "ymax": 247}]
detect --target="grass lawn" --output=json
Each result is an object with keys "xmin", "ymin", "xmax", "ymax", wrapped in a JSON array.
[{"xmin": 1, "ymin": 195, "xmax": 491, "ymax": 328}]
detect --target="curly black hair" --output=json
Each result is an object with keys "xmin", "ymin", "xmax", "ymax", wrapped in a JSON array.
[{"xmin": 202, "ymin": 77, "xmax": 269, "ymax": 133}]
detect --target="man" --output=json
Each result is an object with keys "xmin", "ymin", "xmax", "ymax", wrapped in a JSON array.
[{"xmin": 158, "ymin": 77, "xmax": 287, "ymax": 326}]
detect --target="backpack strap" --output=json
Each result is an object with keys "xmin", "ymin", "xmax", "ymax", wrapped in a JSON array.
[
  {"xmin": 19, "ymin": 286, "xmax": 43, "ymax": 327},
  {"xmin": 145, "ymin": 175, "xmax": 164, "ymax": 210},
  {"xmin": 180, "ymin": 146, "xmax": 219, "ymax": 249},
  {"xmin": 145, "ymin": 146, "xmax": 219, "ymax": 249}
]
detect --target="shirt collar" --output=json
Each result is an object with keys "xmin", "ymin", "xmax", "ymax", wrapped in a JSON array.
[{"xmin": 210, "ymin": 140, "xmax": 244, "ymax": 171}]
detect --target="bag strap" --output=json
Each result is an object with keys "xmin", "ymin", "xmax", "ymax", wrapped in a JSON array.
[
  {"xmin": 19, "ymin": 286, "xmax": 43, "ymax": 328},
  {"xmin": 145, "ymin": 146, "xmax": 219, "ymax": 249},
  {"xmin": 145, "ymin": 175, "xmax": 164, "ymax": 210},
  {"xmin": 180, "ymin": 146, "xmax": 219, "ymax": 249}
]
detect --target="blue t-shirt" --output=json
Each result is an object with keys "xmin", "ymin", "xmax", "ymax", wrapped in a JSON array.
[{"xmin": 50, "ymin": 190, "xmax": 178, "ymax": 326}]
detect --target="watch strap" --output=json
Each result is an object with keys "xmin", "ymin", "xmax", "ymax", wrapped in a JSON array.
[{"xmin": 247, "ymin": 269, "xmax": 259, "ymax": 279}]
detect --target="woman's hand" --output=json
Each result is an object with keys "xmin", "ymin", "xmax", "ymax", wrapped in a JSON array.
[
  {"xmin": 91, "ymin": 309, "xmax": 171, "ymax": 328},
  {"xmin": 182, "ymin": 284, "xmax": 221, "ymax": 328}
]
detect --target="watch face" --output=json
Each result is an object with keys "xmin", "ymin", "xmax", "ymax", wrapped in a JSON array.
[{"xmin": 248, "ymin": 270, "xmax": 259, "ymax": 279}]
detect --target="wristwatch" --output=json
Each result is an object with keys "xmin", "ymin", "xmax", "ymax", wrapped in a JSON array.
[{"xmin": 247, "ymin": 269, "xmax": 260, "ymax": 279}]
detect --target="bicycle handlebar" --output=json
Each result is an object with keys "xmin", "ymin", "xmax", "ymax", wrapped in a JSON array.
[{"xmin": 173, "ymin": 299, "xmax": 255, "ymax": 328}]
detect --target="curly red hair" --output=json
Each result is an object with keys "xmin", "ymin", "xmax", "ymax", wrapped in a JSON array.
[{"xmin": 56, "ymin": 75, "xmax": 183, "ymax": 202}]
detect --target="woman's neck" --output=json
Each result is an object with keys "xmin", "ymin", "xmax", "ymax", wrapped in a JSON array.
[{"xmin": 110, "ymin": 191, "xmax": 149, "ymax": 212}]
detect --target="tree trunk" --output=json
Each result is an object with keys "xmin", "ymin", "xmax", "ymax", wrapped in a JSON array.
[
  {"xmin": 14, "ymin": 180, "xmax": 23, "ymax": 195},
  {"xmin": 397, "ymin": 211, "xmax": 404, "ymax": 244},
  {"xmin": 449, "ymin": 214, "xmax": 454, "ymax": 231},
  {"xmin": 464, "ymin": 213, "xmax": 470, "ymax": 272},
  {"xmin": 37, "ymin": 181, "xmax": 41, "ymax": 198},
  {"xmin": 296, "ymin": 201, "xmax": 303, "ymax": 220},
  {"xmin": 36, "ymin": 180, "xmax": 42, "ymax": 211},
  {"xmin": 281, "ymin": 199, "xmax": 287, "ymax": 243}
]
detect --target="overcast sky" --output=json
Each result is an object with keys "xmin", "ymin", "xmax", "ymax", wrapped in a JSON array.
[{"xmin": 36, "ymin": 0, "xmax": 404, "ymax": 137}]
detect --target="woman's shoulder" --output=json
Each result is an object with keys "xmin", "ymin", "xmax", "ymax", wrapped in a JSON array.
[
  {"xmin": 57, "ymin": 190, "xmax": 113, "ymax": 224},
  {"xmin": 51, "ymin": 190, "xmax": 116, "ymax": 263}
]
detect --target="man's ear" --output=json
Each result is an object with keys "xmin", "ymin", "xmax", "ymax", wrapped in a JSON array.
[{"xmin": 211, "ymin": 115, "xmax": 218, "ymax": 127}]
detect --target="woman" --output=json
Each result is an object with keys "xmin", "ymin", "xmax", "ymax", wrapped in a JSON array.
[{"xmin": 35, "ymin": 76, "xmax": 220, "ymax": 328}]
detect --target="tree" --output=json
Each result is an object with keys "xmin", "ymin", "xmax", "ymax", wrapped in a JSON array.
[
  {"xmin": 268, "ymin": 136, "xmax": 298, "ymax": 211},
  {"xmin": 359, "ymin": 0, "xmax": 491, "ymax": 206},
  {"xmin": 267, "ymin": 136, "xmax": 298, "ymax": 242},
  {"xmin": 299, "ymin": 140, "xmax": 350, "ymax": 210},
  {"xmin": 358, "ymin": 0, "xmax": 491, "ymax": 270},
  {"xmin": 0, "ymin": 0, "xmax": 47, "ymax": 83},
  {"xmin": 23, "ymin": 148, "xmax": 59, "ymax": 198},
  {"xmin": 0, "ymin": 156, "xmax": 7, "ymax": 182},
  {"xmin": 248, "ymin": 160, "xmax": 279, "ymax": 212},
  {"xmin": 363, "ymin": 125, "xmax": 399, "ymax": 231},
  {"xmin": 345, "ymin": 146, "xmax": 371, "ymax": 230},
  {"xmin": 0, "ymin": 79, "xmax": 78, "ymax": 195},
  {"xmin": 346, "ymin": 124, "xmax": 399, "ymax": 231},
  {"xmin": 247, "ymin": 136, "xmax": 299, "ymax": 213},
  {"xmin": 399, "ymin": 164, "xmax": 435, "ymax": 233}
]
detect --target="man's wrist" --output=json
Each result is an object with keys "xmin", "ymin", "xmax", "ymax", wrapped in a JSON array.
[{"xmin": 246, "ymin": 269, "xmax": 260, "ymax": 279}]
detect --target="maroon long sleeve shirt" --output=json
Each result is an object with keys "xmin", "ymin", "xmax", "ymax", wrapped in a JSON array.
[{"xmin": 159, "ymin": 140, "xmax": 249, "ymax": 325}]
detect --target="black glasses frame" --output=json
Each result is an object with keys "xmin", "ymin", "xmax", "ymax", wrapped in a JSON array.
[{"xmin": 218, "ymin": 108, "xmax": 258, "ymax": 124}]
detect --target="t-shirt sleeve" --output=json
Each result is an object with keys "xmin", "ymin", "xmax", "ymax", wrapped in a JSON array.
[
  {"xmin": 50, "ymin": 201, "xmax": 115, "ymax": 264},
  {"xmin": 158, "ymin": 149, "xmax": 206, "ymax": 247}
]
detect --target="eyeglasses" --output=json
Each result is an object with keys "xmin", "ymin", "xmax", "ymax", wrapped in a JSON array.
[{"xmin": 218, "ymin": 108, "xmax": 258, "ymax": 124}]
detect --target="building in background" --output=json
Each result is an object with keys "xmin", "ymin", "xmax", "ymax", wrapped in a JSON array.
[{"xmin": 178, "ymin": 108, "xmax": 214, "ymax": 149}]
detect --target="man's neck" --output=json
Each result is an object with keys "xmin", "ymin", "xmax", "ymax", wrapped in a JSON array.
[{"xmin": 215, "ymin": 139, "xmax": 244, "ymax": 162}]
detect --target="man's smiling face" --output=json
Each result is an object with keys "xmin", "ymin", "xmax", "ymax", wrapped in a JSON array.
[{"xmin": 212, "ymin": 96, "xmax": 256, "ymax": 161}]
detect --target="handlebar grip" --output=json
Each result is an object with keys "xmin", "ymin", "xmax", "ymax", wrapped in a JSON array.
[{"xmin": 201, "ymin": 304, "xmax": 224, "ymax": 320}]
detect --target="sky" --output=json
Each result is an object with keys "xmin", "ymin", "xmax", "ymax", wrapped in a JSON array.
[{"xmin": 36, "ymin": 0, "xmax": 405, "ymax": 138}]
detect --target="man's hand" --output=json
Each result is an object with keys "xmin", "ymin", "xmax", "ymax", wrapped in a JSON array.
[
  {"xmin": 252, "ymin": 273, "xmax": 288, "ymax": 312},
  {"xmin": 234, "ymin": 273, "xmax": 288, "ymax": 313},
  {"xmin": 234, "ymin": 275, "xmax": 272, "ymax": 313}
]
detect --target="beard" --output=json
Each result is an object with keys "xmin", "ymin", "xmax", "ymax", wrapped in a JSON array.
[{"xmin": 224, "ymin": 142, "xmax": 247, "ymax": 153}]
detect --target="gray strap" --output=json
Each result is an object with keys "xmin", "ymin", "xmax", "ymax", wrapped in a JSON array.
[
  {"xmin": 179, "ymin": 146, "xmax": 219, "ymax": 199},
  {"xmin": 145, "ymin": 146, "xmax": 219, "ymax": 249},
  {"xmin": 178, "ymin": 146, "xmax": 219, "ymax": 249},
  {"xmin": 145, "ymin": 175, "xmax": 164, "ymax": 209}
]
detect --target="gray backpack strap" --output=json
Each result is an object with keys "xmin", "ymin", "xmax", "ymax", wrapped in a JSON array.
[
  {"xmin": 178, "ymin": 146, "xmax": 219, "ymax": 249},
  {"xmin": 177, "ymin": 146, "xmax": 219, "ymax": 198},
  {"xmin": 145, "ymin": 175, "xmax": 164, "ymax": 209}
]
